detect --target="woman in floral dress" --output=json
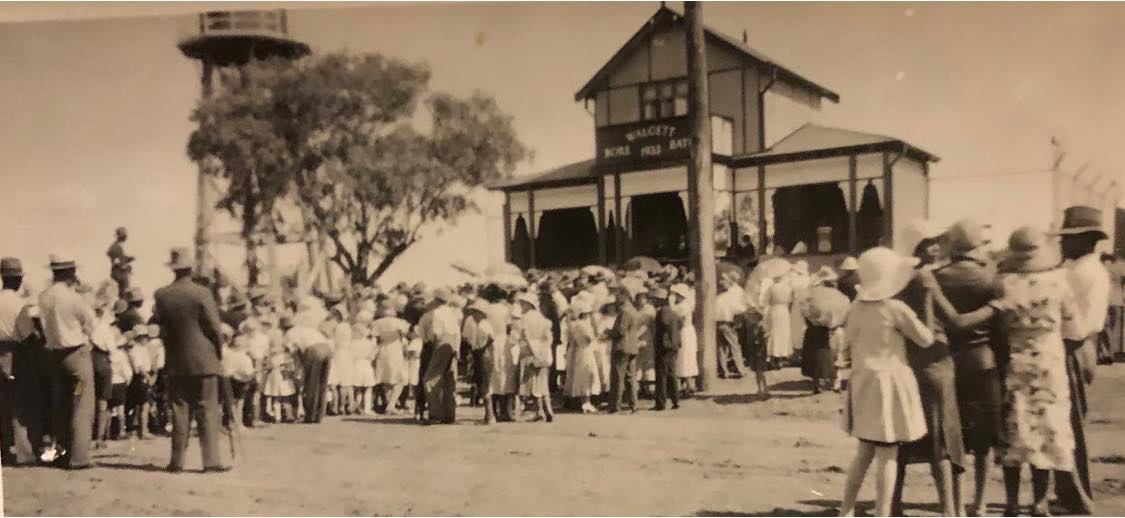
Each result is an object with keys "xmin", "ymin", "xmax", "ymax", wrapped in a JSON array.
[{"xmin": 993, "ymin": 227, "xmax": 1077, "ymax": 516}]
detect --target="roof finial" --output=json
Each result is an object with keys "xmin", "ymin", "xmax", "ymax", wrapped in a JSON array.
[
  {"xmin": 742, "ymin": 29, "xmax": 748, "ymax": 43},
  {"xmin": 660, "ymin": 1, "xmax": 666, "ymax": 8}
]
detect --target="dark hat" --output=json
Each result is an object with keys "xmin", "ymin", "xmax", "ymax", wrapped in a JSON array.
[
  {"xmin": 227, "ymin": 295, "xmax": 248, "ymax": 310},
  {"xmin": 1057, "ymin": 206, "xmax": 1107, "ymax": 240},
  {"xmin": 48, "ymin": 253, "xmax": 77, "ymax": 271},
  {"xmin": 948, "ymin": 218, "xmax": 989, "ymax": 254},
  {"xmin": 278, "ymin": 315, "xmax": 295, "ymax": 330},
  {"xmin": 248, "ymin": 285, "xmax": 269, "ymax": 302},
  {"xmin": 125, "ymin": 287, "xmax": 144, "ymax": 304},
  {"xmin": 113, "ymin": 299, "xmax": 129, "ymax": 315},
  {"xmin": 115, "ymin": 227, "xmax": 128, "ymax": 238},
  {"xmin": 0, "ymin": 257, "xmax": 22, "ymax": 277},
  {"xmin": 166, "ymin": 247, "xmax": 194, "ymax": 270}
]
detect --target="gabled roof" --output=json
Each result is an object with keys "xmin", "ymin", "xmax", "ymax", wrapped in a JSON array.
[
  {"xmin": 574, "ymin": 5, "xmax": 839, "ymax": 104},
  {"xmin": 733, "ymin": 123, "xmax": 940, "ymax": 166},
  {"xmin": 488, "ymin": 159, "xmax": 597, "ymax": 192}
]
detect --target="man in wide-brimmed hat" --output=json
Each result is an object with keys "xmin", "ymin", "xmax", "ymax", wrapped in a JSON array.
[
  {"xmin": 38, "ymin": 253, "xmax": 98, "ymax": 469},
  {"xmin": 651, "ymin": 285, "xmax": 681, "ymax": 411},
  {"xmin": 421, "ymin": 288, "xmax": 462, "ymax": 425},
  {"xmin": 715, "ymin": 271, "xmax": 747, "ymax": 379},
  {"xmin": 607, "ymin": 280, "xmax": 646, "ymax": 414},
  {"xmin": 1054, "ymin": 205, "xmax": 1109, "ymax": 514},
  {"xmin": 152, "ymin": 247, "xmax": 229, "ymax": 473},
  {"xmin": 0, "ymin": 257, "xmax": 43, "ymax": 465}
]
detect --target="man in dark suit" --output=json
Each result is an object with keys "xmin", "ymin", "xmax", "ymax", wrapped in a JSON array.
[
  {"xmin": 152, "ymin": 247, "xmax": 228, "ymax": 473},
  {"xmin": 652, "ymin": 287, "xmax": 681, "ymax": 411}
]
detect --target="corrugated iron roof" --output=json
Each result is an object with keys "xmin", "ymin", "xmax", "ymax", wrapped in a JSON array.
[
  {"xmin": 736, "ymin": 124, "xmax": 939, "ymax": 163},
  {"xmin": 488, "ymin": 158, "xmax": 597, "ymax": 191},
  {"xmin": 574, "ymin": 5, "xmax": 839, "ymax": 104}
]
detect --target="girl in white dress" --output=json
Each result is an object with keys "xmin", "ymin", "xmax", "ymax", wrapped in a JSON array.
[
  {"xmin": 671, "ymin": 284, "xmax": 698, "ymax": 393},
  {"xmin": 350, "ymin": 318, "xmax": 377, "ymax": 415},
  {"xmin": 328, "ymin": 307, "xmax": 355, "ymax": 415}
]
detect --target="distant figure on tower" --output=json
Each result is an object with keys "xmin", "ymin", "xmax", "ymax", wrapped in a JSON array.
[{"xmin": 107, "ymin": 227, "xmax": 134, "ymax": 298}]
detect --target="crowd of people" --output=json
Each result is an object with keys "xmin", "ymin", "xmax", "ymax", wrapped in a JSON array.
[{"xmin": 0, "ymin": 205, "xmax": 1118, "ymax": 518}]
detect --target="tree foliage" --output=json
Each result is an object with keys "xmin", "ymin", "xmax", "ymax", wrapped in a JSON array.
[{"xmin": 188, "ymin": 52, "xmax": 527, "ymax": 285}]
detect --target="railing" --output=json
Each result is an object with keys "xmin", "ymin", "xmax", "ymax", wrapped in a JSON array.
[{"xmin": 197, "ymin": 10, "xmax": 288, "ymax": 36}]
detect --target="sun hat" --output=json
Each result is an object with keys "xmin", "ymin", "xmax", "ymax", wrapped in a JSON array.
[
  {"xmin": 379, "ymin": 300, "xmax": 398, "ymax": 318},
  {"xmin": 112, "ymin": 299, "xmax": 129, "ymax": 315},
  {"xmin": 516, "ymin": 291, "xmax": 539, "ymax": 311},
  {"xmin": 1056, "ymin": 205, "xmax": 1108, "ymax": 240},
  {"xmin": 1004, "ymin": 226, "xmax": 1061, "ymax": 273},
  {"xmin": 855, "ymin": 247, "xmax": 921, "ymax": 302},
  {"xmin": 147, "ymin": 324, "xmax": 160, "ymax": 337},
  {"xmin": 278, "ymin": 315, "xmax": 295, "ymax": 330},
  {"xmin": 756, "ymin": 257, "xmax": 791, "ymax": 279},
  {"xmin": 48, "ymin": 253, "xmax": 77, "ymax": 271},
  {"xmin": 166, "ymin": 247, "xmax": 194, "ymax": 271},
  {"xmin": 355, "ymin": 310, "xmax": 375, "ymax": 324},
  {"xmin": 1, "ymin": 257, "xmax": 22, "ymax": 277},
  {"xmin": 839, "ymin": 256, "xmax": 859, "ymax": 271},
  {"xmin": 131, "ymin": 324, "xmax": 150, "ymax": 339},
  {"xmin": 669, "ymin": 283, "xmax": 692, "ymax": 300},
  {"xmin": 432, "ymin": 287, "xmax": 452, "ymax": 303},
  {"xmin": 812, "ymin": 265, "xmax": 839, "ymax": 285},
  {"xmin": 947, "ymin": 218, "xmax": 989, "ymax": 255}
]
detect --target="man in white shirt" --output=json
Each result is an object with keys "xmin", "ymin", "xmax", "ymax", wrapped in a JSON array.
[
  {"xmin": 0, "ymin": 258, "xmax": 39, "ymax": 465},
  {"xmin": 1056, "ymin": 205, "xmax": 1109, "ymax": 515},
  {"xmin": 422, "ymin": 290, "xmax": 463, "ymax": 424},
  {"xmin": 715, "ymin": 273, "xmax": 747, "ymax": 378},
  {"xmin": 38, "ymin": 254, "xmax": 97, "ymax": 469}
]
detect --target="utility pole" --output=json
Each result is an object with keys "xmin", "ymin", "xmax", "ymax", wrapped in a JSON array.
[{"xmin": 685, "ymin": 2, "xmax": 718, "ymax": 392}]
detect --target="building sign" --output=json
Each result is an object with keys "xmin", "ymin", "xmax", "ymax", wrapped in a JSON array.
[{"xmin": 595, "ymin": 116, "xmax": 692, "ymax": 166}]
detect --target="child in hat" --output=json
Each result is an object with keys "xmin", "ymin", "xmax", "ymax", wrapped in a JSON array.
[
  {"xmin": 125, "ymin": 325, "xmax": 155, "ymax": 439},
  {"xmin": 838, "ymin": 247, "xmax": 936, "ymax": 517},
  {"xmin": 262, "ymin": 329, "xmax": 298, "ymax": 423},
  {"xmin": 350, "ymin": 319, "xmax": 377, "ymax": 415},
  {"xmin": 108, "ymin": 331, "xmax": 133, "ymax": 440}
]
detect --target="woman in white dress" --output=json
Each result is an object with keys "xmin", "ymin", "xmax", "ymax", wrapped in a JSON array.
[
  {"xmin": 671, "ymin": 283, "xmax": 699, "ymax": 393},
  {"xmin": 350, "ymin": 318, "xmax": 377, "ymax": 415},
  {"xmin": 564, "ymin": 296, "xmax": 602, "ymax": 413},
  {"xmin": 326, "ymin": 306, "xmax": 354, "ymax": 415},
  {"xmin": 371, "ymin": 303, "xmax": 411, "ymax": 415},
  {"xmin": 759, "ymin": 265, "xmax": 795, "ymax": 363},
  {"xmin": 594, "ymin": 302, "xmax": 617, "ymax": 402}
]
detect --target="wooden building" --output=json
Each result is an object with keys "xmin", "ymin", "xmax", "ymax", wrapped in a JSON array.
[{"xmin": 489, "ymin": 5, "xmax": 939, "ymax": 270}]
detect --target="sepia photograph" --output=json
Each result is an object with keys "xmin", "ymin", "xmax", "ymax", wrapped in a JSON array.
[{"xmin": 1, "ymin": 1, "xmax": 1124, "ymax": 516}]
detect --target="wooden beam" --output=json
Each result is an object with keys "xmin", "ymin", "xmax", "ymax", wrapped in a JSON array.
[
  {"xmin": 502, "ymin": 192, "xmax": 512, "ymax": 263},
  {"xmin": 614, "ymin": 171, "xmax": 624, "ymax": 264},
  {"xmin": 597, "ymin": 179, "xmax": 607, "ymax": 265},
  {"xmin": 882, "ymin": 151, "xmax": 894, "ymax": 247},
  {"xmin": 848, "ymin": 154, "xmax": 858, "ymax": 253},
  {"xmin": 528, "ymin": 190, "xmax": 537, "ymax": 268},
  {"xmin": 685, "ymin": 2, "xmax": 717, "ymax": 393},
  {"xmin": 758, "ymin": 165, "xmax": 767, "ymax": 254}
]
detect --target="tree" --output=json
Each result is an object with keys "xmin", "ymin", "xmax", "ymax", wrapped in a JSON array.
[{"xmin": 188, "ymin": 52, "xmax": 528, "ymax": 286}]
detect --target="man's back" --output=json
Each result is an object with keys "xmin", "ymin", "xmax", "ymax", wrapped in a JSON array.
[
  {"xmin": 154, "ymin": 278, "xmax": 222, "ymax": 377},
  {"xmin": 653, "ymin": 305, "xmax": 681, "ymax": 355}
]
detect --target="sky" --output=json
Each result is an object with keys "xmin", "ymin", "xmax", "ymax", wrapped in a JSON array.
[{"xmin": 2, "ymin": 1, "xmax": 1124, "ymax": 294}]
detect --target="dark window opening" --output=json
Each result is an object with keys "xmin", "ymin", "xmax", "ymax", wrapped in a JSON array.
[
  {"xmin": 770, "ymin": 182, "xmax": 849, "ymax": 255},
  {"xmin": 534, "ymin": 208, "xmax": 599, "ymax": 269},
  {"xmin": 627, "ymin": 192, "xmax": 689, "ymax": 261}
]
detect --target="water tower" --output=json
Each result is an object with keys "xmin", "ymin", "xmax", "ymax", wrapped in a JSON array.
[{"xmin": 178, "ymin": 10, "xmax": 310, "ymax": 277}]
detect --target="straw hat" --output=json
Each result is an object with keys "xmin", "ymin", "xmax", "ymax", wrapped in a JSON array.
[
  {"xmin": 812, "ymin": 265, "xmax": 839, "ymax": 285},
  {"xmin": 125, "ymin": 287, "xmax": 145, "ymax": 304},
  {"xmin": 165, "ymin": 247, "xmax": 194, "ymax": 271},
  {"xmin": 649, "ymin": 287, "xmax": 669, "ymax": 300},
  {"xmin": 48, "ymin": 253, "xmax": 77, "ymax": 271},
  {"xmin": 839, "ymin": 256, "xmax": 859, "ymax": 271},
  {"xmin": 1004, "ymin": 227, "xmax": 1061, "ymax": 273},
  {"xmin": 516, "ymin": 291, "xmax": 539, "ymax": 311},
  {"xmin": 855, "ymin": 247, "xmax": 920, "ymax": 302},
  {"xmin": 756, "ymin": 258, "xmax": 791, "ymax": 279},
  {"xmin": 669, "ymin": 283, "xmax": 692, "ymax": 300}
]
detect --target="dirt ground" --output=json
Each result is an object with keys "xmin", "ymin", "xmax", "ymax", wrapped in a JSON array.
[{"xmin": 4, "ymin": 364, "xmax": 1124, "ymax": 517}]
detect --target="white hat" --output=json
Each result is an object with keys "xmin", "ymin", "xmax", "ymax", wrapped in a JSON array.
[
  {"xmin": 840, "ymin": 256, "xmax": 859, "ymax": 271},
  {"xmin": 516, "ymin": 291, "xmax": 539, "ymax": 310},
  {"xmin": 669, "ymin": 283, "xmax": 692, "ymax": 300},
  {"xmin": 855, "ymin": 247, "xmax": 920, "ymax": 302}
]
